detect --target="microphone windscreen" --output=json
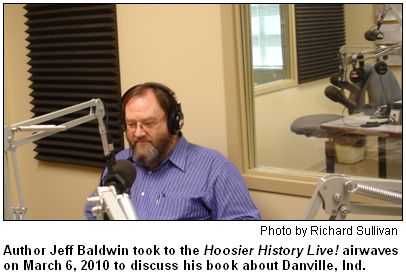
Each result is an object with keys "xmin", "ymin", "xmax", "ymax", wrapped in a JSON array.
[
  {"xmin": 324, "ymin": 85, "xmax": 341, "ymax": 100},
  {"xmin": 330, "ymin": 73, "xmax": 360, "ymax": 94},
  {"xmin": 364, "ymin": 30, "xmax": 375, "ymax": 41},
  {"xmin": 324, "ymin": 86, "xmax": 356, "ymax": 110},
  {"xmin": 330, "ymin": 73, "xmax": 341, "ymax": 87},
  {"xmin": 103, "ymin": 159, "xmax": 137, "ymax": 194},
  {"xmin": 113, "ymin": 159, "xmax": 137, "ymax": 190},
  {"xmin": 364, "ymin": 29, "xmax": 384, "ymax": 41}
]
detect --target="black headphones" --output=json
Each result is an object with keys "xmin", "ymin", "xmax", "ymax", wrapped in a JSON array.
[
  {"xmin": 349, "ymin": 53, "xmax": 365, "ymax": 83},
  {"xmin": 121, "ymin": 82, "xmax": 184, "ymax": 135},
  {"xmin": 374, "ymin": 57, "xmax": 388, "ymax": 75}
]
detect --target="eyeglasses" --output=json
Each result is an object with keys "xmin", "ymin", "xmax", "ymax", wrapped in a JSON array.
[{"xmin": 123, "ymin": 115, "xmax": 166, "ymax": 132}]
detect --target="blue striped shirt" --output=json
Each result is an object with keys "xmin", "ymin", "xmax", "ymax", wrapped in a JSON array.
[{"xmin": 85, "ymin": 134, "xmax": 261, "ymax": 220}]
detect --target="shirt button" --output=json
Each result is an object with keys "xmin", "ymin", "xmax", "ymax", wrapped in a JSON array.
[
  {"xmin": 148, "ymin": 171, "xmax": 152, "ymax": 174},
  {"xmin": 141, "ymin": 192, "xmax": 145, "ymax": 196}
]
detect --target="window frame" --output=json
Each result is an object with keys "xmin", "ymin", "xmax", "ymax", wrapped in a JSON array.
[
  {"xmin": 241, "ymin": 4, "xmax": 298, "ymax": 97},
  {"xmin": 240, "ymin": 4, "xmax": 300, "ymax": 170},
  {"xmin": 233, "ymin": 4, "xmax": 321, "ymax": 199}
]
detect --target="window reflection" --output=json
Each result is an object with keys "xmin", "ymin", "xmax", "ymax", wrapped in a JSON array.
[
  {"xmin": 242, "ymin": 4, "xmax": 402, "ymax": 180},
  {"xmin": 251, "ymin": 4, "xmax": 290, "ymax": 86}
]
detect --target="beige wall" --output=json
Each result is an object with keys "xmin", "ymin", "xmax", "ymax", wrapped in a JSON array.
[
  {"xmin": 4, "ymin": 4, "xmax": 401, "ymax": 220},
  {"xmin": 116, "ymin": 4, "xmax": 229, "ymax": 153}
]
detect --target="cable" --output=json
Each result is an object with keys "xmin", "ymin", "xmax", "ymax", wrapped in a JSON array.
[
  {"xmin": 341, "ymin": 107, "xmax": 361, "ymax": 128},
  {"xmin": 340, "ymin": 106, "xmax": 389, "ymax": 128}
]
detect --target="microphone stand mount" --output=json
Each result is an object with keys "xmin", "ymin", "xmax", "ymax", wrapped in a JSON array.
[
  {"xmin": 303, "ymin": 174, "xmax": 402, "ymax": 220},
  {"xmin": 87, "ymin": 185, "xmax": 138, "ymax": 220}
]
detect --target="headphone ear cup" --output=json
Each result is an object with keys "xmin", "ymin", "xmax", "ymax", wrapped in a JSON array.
[
  {"xmin": 120, "ymin": 106, "xmax": 126, "ymax": 131},
  {"xmin": 350, "ymin": 67, "xmax": 364, "ymax": 83},
  {"xmin": 167, "ymin": 108, "xmax": 178, "ymax": 135},
  {"xmin": 177, "ymin": 109, "xmax": 184, "ymax": 132},
  {"xmin": 375, "ymin": 61, "xmax": 388, "ymax": 75},
  {"xmin": 167, "ymin": 107, "xmax": 184, "ymax": 135}
]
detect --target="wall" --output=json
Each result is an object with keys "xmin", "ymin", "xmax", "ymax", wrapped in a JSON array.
[{"xmin": 116, "ymin": 4, "xmax": 229, "ymax": 153}]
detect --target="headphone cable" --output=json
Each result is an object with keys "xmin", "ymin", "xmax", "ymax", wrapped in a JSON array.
[{"xmin": 341, "ymin": 107, "xmax": 361, "ymax": 128}]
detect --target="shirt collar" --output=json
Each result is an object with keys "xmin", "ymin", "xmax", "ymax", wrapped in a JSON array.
[{"xmin": 165, "ymin": 133, "xmax": 187, "ymax": 172}]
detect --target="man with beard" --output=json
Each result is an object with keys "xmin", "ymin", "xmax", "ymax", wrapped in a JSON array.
[{"xmin": 85, "ymin": 82, "xmax": 261, "ymax": 220}]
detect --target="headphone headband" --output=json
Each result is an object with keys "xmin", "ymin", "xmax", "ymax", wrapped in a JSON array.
[
  {"xmin": 121, "ymin": 82, "xmax": 184, "ymax": 135},
  {"xmin": 351, "ymin": 52, "xmax": 364, "ymax": 68}
]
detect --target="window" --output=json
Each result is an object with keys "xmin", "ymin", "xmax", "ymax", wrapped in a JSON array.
[
  {"xmin": 242, "ymin": 4, "xmax": 296, "ymax": 96},
  {"xmin": 239, "ymin": 4, "xmax": 401, "ymax": 181},
  {"xmin": 251, "ymin": 4, "xmax": 290, "ymax": 86}
]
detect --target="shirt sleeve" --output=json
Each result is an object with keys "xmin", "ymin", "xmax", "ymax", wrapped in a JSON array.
[{"xmin": 205, "ymin": 162, "xmax": 261, "ymax": 220}]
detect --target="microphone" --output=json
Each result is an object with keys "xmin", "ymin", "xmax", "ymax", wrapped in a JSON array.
[
  {"xmin": 324, "ymin": 85, "xmax": 356, "ymax": 110},
  {"xmin": 103, "ymin": 159, "xmax": 138, "ymax": 220},
  {"xmin": 364, "ymin": 26, "xmax": 384, "ymax": 41},
  {"xmin": 95, "ymin": 101, "xmax": 138, "ymax": 219},
  {"xmin": 330, "ymin": 73, "xmax": 361, "ymax": 94},
  {"xmin": 103, "ymin": 159, "xmax": 137, "ymax": 194}
]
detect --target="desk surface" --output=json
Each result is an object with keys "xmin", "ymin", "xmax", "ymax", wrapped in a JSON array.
[{"xmin": 321, "ymin": 113, "xmax": 402, "ymax": 138}]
